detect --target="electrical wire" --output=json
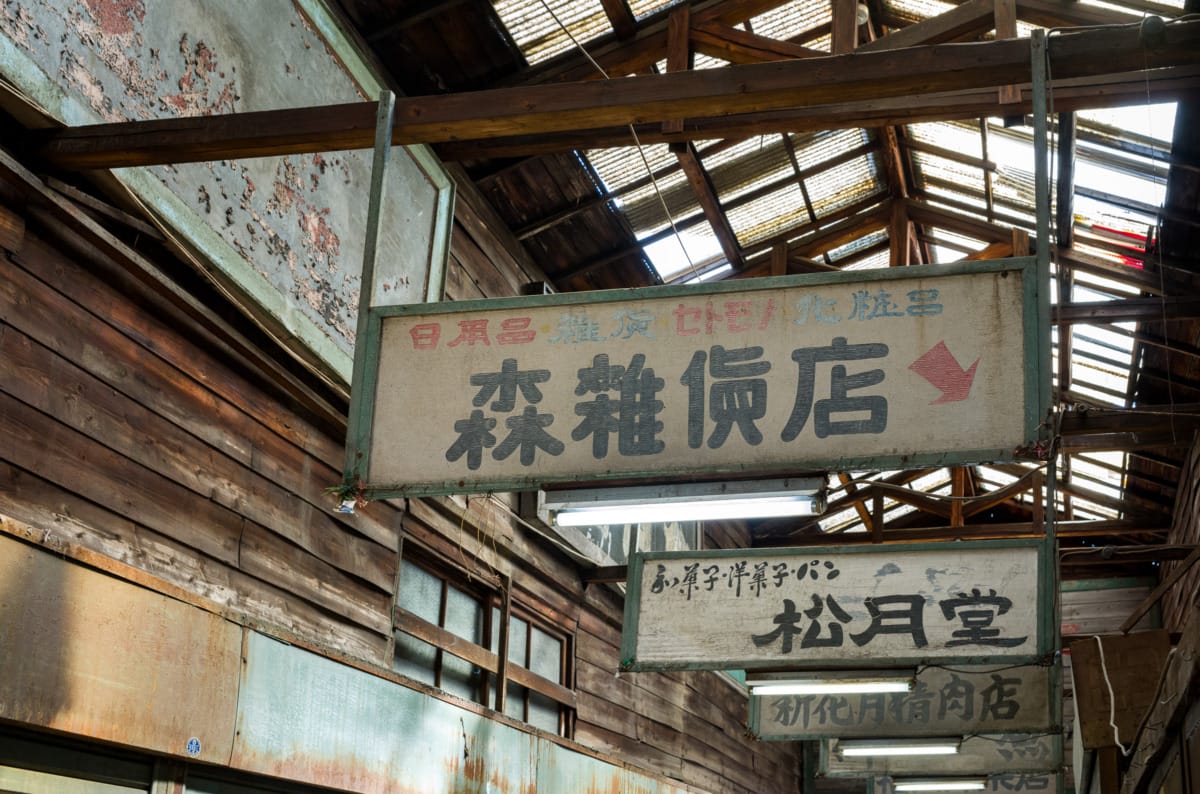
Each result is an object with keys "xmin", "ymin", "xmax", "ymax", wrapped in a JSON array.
[
  {"xmin": 535, "ymin": 0, "xmax": 702, "ymax": 282},
  {"xmin": 1093, "ymin": 635, "xmax": 1134, "ymax": 755}
]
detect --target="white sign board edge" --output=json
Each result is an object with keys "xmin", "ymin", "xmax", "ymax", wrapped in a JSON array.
[
  {"xmin": 355, "ymin": 259, "xmax": 1042, "ymax": 497},
  {"xmin": 620, "ymin": 539, "xmax": 1047, "ymax": 672}
]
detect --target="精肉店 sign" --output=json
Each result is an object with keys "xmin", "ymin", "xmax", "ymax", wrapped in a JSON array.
[
  {"xmin": 348, "ymin": 260, "xmax": 1043, "ymax": 497},
  {"xmin": 620, "ymin": 540, "xmax": 1049, "ymax": 671},
  {"xmin": 750, "ymin": 664, "xmax": 1052, "ymax": 739}
]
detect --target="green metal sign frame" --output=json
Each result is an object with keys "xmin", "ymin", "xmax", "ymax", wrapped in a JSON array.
[
  {"xmin": 620, "ymin": 538, "xmax": 1056, "ymax": 673},
  {"xmin": 343, "ymin": 256, "xmax": 1048, "ymax": 499}
]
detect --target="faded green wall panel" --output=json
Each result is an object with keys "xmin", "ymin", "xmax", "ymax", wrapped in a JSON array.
[{"xmin": 233, "ymin": 632, "xmax": 536, "ymax": 793}]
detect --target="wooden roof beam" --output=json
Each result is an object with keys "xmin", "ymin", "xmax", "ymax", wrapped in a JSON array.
[
  {"xmin": 691, "ymin": 20, "xmax": 827, "ymax": 63},
  {"xmin": 36, "ymin": 21, "xmax": 1200, "ymax": 170},
  {"xmin": 858, "ymin": 0, "xmax": 997, "ymax": 52},
  {"xmin": 434, "ymin": 65, "xmax": 1200, "ymax": 159},
  {"xmin": 675, "ymin": 143, "xmax": 745, "ymax": 269}
]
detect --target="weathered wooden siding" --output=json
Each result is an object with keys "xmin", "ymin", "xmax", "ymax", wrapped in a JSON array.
[
  {"xmin": 1163, "ymin": 435, "xmax": 1200, "ymax": 633},
  {"xmin": 0, "ymin": 172, "xmax": 800, "ymax": 793}
]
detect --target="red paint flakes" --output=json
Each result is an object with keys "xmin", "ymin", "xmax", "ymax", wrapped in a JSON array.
[{"xmin": 82, "ymin": 0, "xmax": 145, "ymax": 36}]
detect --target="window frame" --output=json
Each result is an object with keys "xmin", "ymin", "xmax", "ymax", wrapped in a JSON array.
[{"xmin": 391, "ymin": 547, "xmax": 576, "ymax": 737}]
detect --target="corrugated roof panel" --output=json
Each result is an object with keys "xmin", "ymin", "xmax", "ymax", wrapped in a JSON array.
[
  {"xmin": 805, "ymin": 155, "xmax": 878, "ymax": 216},
  {"xmin": 725, "ymin": 183, "xmax": 810, "ymax": 246},
  {"xmin": 703, "ymin": 137, "xmax": 795, "ymax": 204},
  {"xmin": 788, "ymin": 129, "xmax": 870, "ymax": 171},
  {"xmin": 828, "ymin": 229, "xmax": 886, "ymax": 261},
  {"xmin": 842, "ymin": 248, "xmax": 890, "ymax": 270},
  {"xmin": 908, "ymin": 121, "xmax": 984, "ymax": 160},
  {"xmin": 586, "ymin": 143, "xmax": 675, "ymax": 192},
  {"xmin": 886, "ymin": 0, "xmax": 955, "ymax": 22},
  {"xmin": 494, "ymin": 0, "xmax": 613, "ymax": 65},
  {"xmin": 629, "ymin": 0, "xmax": 683, "ymax": 20},
  {"xmin": 910, "ymin": 150, "xmax": 984, "ymax": 194},
  {"xmin": 617, "ymin": 176, "xmax": 698, "ymax": 235},
  {"xmin": 749, "ymin": 1, "xmax": 831, "ymax": 42}
]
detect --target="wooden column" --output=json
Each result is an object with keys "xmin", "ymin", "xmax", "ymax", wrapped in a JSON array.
[{"xmin": 832, "ymin": 0, "xmax": 859, "ymax": 54}]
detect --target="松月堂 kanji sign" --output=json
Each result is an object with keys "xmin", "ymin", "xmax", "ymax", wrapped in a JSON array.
[
  {"xmin": 351, "ymin": 261, "xmax": 1041, "ymax": 496},
  {"xmin": 620, "ymin": 540, "xmax": 1046, "ymax": 671}
]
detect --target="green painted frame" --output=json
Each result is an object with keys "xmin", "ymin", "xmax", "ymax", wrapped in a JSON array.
[
  {"xmin": 343, "ymin": 256, "xmax": 1049, "ymax": 498},
  {"xmin": 619, "ymin": 538, "xmax": 1054, "ymax": 673}
]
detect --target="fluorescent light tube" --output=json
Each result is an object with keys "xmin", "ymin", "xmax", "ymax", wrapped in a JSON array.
[
  {"xmin": 838, "ymin": 738, "xmax": 961, "ymax": 757},
  {"xmin": 542, "ymin": 478, "xmax": 826, "ymax": 526},
  {"xmin": 894, "ymin": 778, "xmax": 987, "ymax": 791},
  {"xmin": 553, "ymin": 496, "xmax": 819, "ymax": 526},
  {"xmin": 751, "ymin": 681, "xmax": 912, "ymax": 696},
  {"xmin": 747, "ymin": 671, "xmax": 915, "ymax": 696}
]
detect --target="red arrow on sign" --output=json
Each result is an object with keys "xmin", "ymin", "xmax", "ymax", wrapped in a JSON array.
[{"xmin": 908, "ymin": 341, "xmax": 980, "ymax": 404}]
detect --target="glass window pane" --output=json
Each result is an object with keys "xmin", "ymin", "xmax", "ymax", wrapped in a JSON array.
[
  {"xmin": 398, "ymin": 560, "xmax": 442, "ymax": 623},
  {"xmin": 392, "ymin": 632, "xmax": 436, "ymax": 685},
  {"xmin": 441, "ymin": 652, "xmax": 481, "ymax": 702},
  {"xmin": 528, "ymin": 692, "xmax": 561, "ymax": 734},
  {"xmin": 489, "ymin": 606, "xmax": 501, "ymax": 654},
  {"xmin": 444, "ymin": 584, "xmax": 483, "ymax": 644},
  {"xmin": 529, "ymin": 626, "xmax": 563, "ymax": 682},
  {"xmin": 509, "ymin": 616, "xmax": 529, "ymax": 666},
  {"xmin": 504, "ymin": 683, "xmax": 527, "ymax": 721}
]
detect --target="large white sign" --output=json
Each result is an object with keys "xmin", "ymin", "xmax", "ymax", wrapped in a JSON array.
[
  {"xmin": 621, "ymin": 542, "xmax": 1044, "ymax": 671},
  {"xmin": 752, "ymin": 664, "xmax": 1052, "ymax": 739},
  {"xmin": 360, "ymin": 263, "xmax": 1038, "ymax": 496}
]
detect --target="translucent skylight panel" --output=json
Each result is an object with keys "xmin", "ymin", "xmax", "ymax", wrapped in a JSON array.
[
  {"xmin": 908, "ymin": 121, "xmax": 983, "ymax": 160},
  {"xmin": 1079, "ymin": 103, "xmax": 1178, "ymax": 144},
  {"xmin": 842, "ymin": 249, "xmax": 891, "ymax": 271},
  {"xmin": 628, "ymin": 0, "xmax": 682, "ymax": 20},
  {"xmin": 1073, "ymin": 196, "xmax": 1157, "ymax": 238},
  {"xmin": 494, "ymin": 0, "xmax": 612, "ymax": 65},
  {"xmin": 887, "ymin": 0, "xmax": 955, "ymax": 22},
  {"xmin": 1072, "ymin": 269, "xmax": 1141, "ymax": 298},
  {"xmin": 703, "ymin": 137, "xmax": 794, "ymax": 203},
  {"xmin": 828, "ymin": 230, "xmax": 887, "ymax": 261},
  {"xmin": 586, "ymin": 144, "xmax": 674, "ymax": 193},
  {"xmin": 618, "ymin": 176, "xmax": 696, "ymax": 235},
  {"xmin": 726, "ymin": 184, "xmax": 809, "ymax": 246},
  {"xmin": 645, "ymin": 227, "xmax": 722, "ymax": 281},
  {"xmin": 749, "ymin": 1, "xmax": 831, "ymax": 42},
  {"xmin": 788, "ymin": 129, "xmax": 870, "ymax": 171},
  {"xmin": 806, "ymin": 157, "xmax": 877, "ymax": 216},
  {"xmin": 911, "ymin": 151, "xmax": 984, "ymax": 193}
]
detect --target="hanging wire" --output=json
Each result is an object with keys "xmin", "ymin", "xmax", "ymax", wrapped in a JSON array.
[{"xmin": 535, "ymin": 0, "xmax": 703, "ymax": 281}]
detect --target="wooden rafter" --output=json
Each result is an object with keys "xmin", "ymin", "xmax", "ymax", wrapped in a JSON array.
[{"xmin": 675, "ymin": 143, "xmax": 745, "ymax": 269}]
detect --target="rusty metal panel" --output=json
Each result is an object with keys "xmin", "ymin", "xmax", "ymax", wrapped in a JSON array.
[
  {"xmin": 233, "ymin": 631, "xmax": 536, "ymax": 793},
  {"xmin": 0, "ymin": 0, "xmax": 452, "ymax": 380},
  {"xmin": 0, "ymin": 534, "xmax": 241, "ymax": 763}
]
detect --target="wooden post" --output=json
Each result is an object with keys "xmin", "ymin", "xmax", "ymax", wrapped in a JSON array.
[
  {"xmin": 832, "ymin": 0, "xmax": 859, "ymax": 54},
  {"xmin": 889, "ymin": 199, "xmax": 910, "ymax": 266},
  {"xmin": 663, "ymin": 6, "xmax": 691, "ymax": 145}
]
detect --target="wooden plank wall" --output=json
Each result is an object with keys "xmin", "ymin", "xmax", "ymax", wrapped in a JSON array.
[
  {"xmin": 1163, "ymin": 436, "xmax": 1200, "ymax": 633},
  {"xmin": 0, "ymin": 171, "xmax": 800, "ymax": 794}
]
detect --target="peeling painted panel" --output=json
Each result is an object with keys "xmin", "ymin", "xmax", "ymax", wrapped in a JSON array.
[
  {"xmin": 0, "ymin": 0, "xmax": 452, "ymax": 381},
  {"xmin": 0, "ymin": 534, "xmax": 241, "ymax": 764},
  {"xmin": 234, "ymin": 631, "xmax": 537, "ymax": 794}
]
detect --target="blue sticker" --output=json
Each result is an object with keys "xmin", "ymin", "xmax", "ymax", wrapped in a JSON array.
[{"xmin": 186, "ymin": 737, "xmax": 201, "ymax": 757}]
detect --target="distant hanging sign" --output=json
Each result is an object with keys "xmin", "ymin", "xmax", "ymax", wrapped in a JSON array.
[
  {"xmin": 347, "ymin": 260, "xmax": 1044, "ymax": 497},
  {"xmin": 824, "ymin": 733, "xmax": 1062, "ymax": 777},
  {"xmin": 750, "ymin": 664, "xmax": 1053, "ymax": 740},
  {"xmin": 872, "ymin": 773, "xmax": 1063, "ymax": 794},
  {"xmin": 620, "ymin": 540, "xmax": 1050, "ymax": 672}
]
